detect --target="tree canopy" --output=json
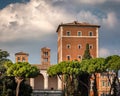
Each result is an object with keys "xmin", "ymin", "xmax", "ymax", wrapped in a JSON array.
[
  {"xmin": 5, "ymin": 62, "xmax": 40, "ymax": 96},
  {"xmin": 5, "ymin": 62, "xmax": 40, "ymax": 78}
]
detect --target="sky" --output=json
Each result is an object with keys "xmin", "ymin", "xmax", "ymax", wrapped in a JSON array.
[{"xmin": 0, "ymin": 0, "xmax": 120, "ymax": 64}]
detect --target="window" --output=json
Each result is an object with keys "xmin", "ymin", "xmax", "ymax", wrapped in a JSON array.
[
  {"xmin": 101, "ymin": 80, "xmax": 106, "ymax": 87},
  {"xmin": 89, "ymin": 44, "xmax": 93, "ymax": 49},
  {"xmin": 89, "ymin": 31, "xmax": 93, "ymax": 36},
  {"xmin": 67, "ymin": 55, "xmax": 70, "ymax": 61},
  {"xmin": 17, "ymin": 57, "xmax": 20, "ymax": 62},
  {"xmin": 108, "ymin": 82, "xmax": 110, "ymax": 86},
  {"xmin": 66, "ymin": 31, "xmax": 71, "ymax": 36},
  {"xmin": 78, "ymin": 44, "xmax": 82, "ymax": 49},
  {"xmin": 78, "ymin": 55, "xmax": 82, "ymax": 60},
  {"xmin": 22, "ymin": 57, "xmax": 25, "ymax": 62},
  {"xmin": 66, "ymin": 44, "xmax": 71, "ymax": 49},
  {"xmin": 78, "ymin": 31, "xmax": 82, "ymax": 36},
  {"xmin": 44, "ymin": 52, "xmax": 48, "ymax": 56},
  {"xmin": 44, "ymin": 58, "xmax": 48, "ymax": 62}
]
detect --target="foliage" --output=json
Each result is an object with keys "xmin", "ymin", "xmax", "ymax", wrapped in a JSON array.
[
  {"xmin": 82, "ymin": 43, "xmax": 92, "ymax": 60},
  {"xmin": 105, "ymin": 55, "xmax": 120, "ymax": 72},
  {"xmin": 105, "ymin": 55, "xmax": 120, "ymax": 96},
  {"xmin": 5, "ymin": 62, "xmax": 40, "ymax": 96},
  {"xmin": 47, "ymin": 61, "xmax": 82, "ymax": 96},
  {"xmin": 5, "ymin": 62, "xmax": 40, "ymax": 78}
]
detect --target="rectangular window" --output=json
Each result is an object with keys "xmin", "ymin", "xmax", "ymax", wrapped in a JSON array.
[
  {"xmin": 66, "ymin": 31, "xmax": 71, "ymax": 36},
  {"xmin": 78, "ymin": 31, "xmax": 82, "ymax": 36},
  {"xmin": 22, "ymin": 57, "xmax": 25, "ymax": 62},
  {"xmin": 17, "ymin": 57, "xmax": 20, "ymax": 62}
]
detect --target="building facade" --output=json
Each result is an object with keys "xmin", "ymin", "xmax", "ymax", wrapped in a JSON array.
[
  {"xmin": 56, "ymin": 21, "xmax": 100, "ymax": 63},
  {"xmin": 15, "ymin": 21, "xmax": 113, "ymax": 96}
]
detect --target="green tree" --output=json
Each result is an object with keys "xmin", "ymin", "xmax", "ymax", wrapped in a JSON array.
[
  {"xmin": 0, "ymin": 49, "xmax": 12, "ymax": 96},
  {"xmin": 82, "ymin": 43, "xmax": 92, "ymax": 60},
  {"xmin": 77, "ymin": 43, "xmax": 92, "ymax": 96},
  {"xmin": 105, "ymin": 55, "xmax": 120, "ymax": 96},
  {"xmin": 47, "ymin": 61, "xmax": 82, "ymax": 96},
  {"xmin": 81, "ymin": 58, "xmax": 106, "ymax": 96},
  {"xmin": 5, "ymin": 62, "xmax": 40, "ymax": 96}
]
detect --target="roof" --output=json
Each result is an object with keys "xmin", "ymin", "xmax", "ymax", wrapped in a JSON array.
[
  {"xmin": 56, "ymin": 21, "xmax": 100, "ymax": 32},
  {"xmin": 32, "ymin": 64, "xmax": 52, "ymax": 70},
  {"xmin": 15, "ymin": 52, "xmax": 29, "ymax": 56}
]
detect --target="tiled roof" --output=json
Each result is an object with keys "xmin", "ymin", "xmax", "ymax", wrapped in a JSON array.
[
  {"xmin": 15, "ymin": 52, "xmax": 29, "ymax": 56},
  {"xmin": 56, "ymin": 21, "xmax": 100, "ymax": 32},
  {"xmin": 32, "ymin": 64, "xmax": 52, "ymax": 70}
]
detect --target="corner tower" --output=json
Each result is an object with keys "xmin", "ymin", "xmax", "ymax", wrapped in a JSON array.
[
  {"xmin": 15, "ymin": 52, "xmax": 29, "ymax": 62},
  {"xmin": 56, "ymin": 21, "xmax": 100, "ymax": 63}
]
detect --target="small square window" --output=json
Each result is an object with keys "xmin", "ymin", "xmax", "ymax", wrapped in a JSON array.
[{"xmin": 66, "ymin": 31, "xmax": 71, "ymax": 36}]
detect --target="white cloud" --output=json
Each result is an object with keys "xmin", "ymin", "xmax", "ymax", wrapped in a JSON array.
[
  {"xmin": 76, "ymin": 10, "xmax": 118, "ymax": 29},
  {"xmin": 0, "ymin": 0, "xmax": 118, "ymax": 42},
  {"xmin": 76, "ymin": 0, "xmax": 106, "ymax": 5},
  {"xmin": 102, "ymin": 12, "xmax": 118, "ymax": 28},
  {"xmin": 0, "ymin": 0, "xmax": 74, "ymax": 42},
  {"xmin": 99, "ymin": 48, "xmax": 110, "ymax": 57}
]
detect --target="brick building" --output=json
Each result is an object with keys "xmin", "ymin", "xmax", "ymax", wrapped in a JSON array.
[
  {"xmin": 56, "ymin": 21, "xmax": 100, "ymax": 62},
  {"xmin": 15, "ymin": 21, "xmax": 112, "ymax": 96}
]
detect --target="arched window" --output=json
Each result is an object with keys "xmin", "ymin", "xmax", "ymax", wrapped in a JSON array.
[
  {"xmin": 66, "ymin": 44, "xmax": 71, "ymax": 49},
  {"xmin": 89, "ymin": 31, "xmax": 93, "ymax": 36},
  {"xmin": 67, "ymin": 55, "xmax": 71, "ymax": 60},
  {"xmin": 66, "ymin": 31, "xmax": 71, "ymax": 36},
  {"xmin": 78, "ymin": 31, "xmax": 82, "ymax": 36},
  {"xmin": 78, "ymin": 44, "xmax": 82, "ymax": 49}
]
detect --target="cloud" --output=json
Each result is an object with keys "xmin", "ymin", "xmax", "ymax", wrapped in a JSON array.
[
  {"xmin": 77, "ymin": 0, "xmax": 106, "ymax": 5},
  {"xmin": 0, "ymin": 0, "xmax": 74, "ymax": 42},
  {"xmin": 99, "ymin": 48, "xmax": 110, "ymax": 57},
  {"xmin": 76, "ymin": 10, "xmax": 118, "ymax": 29}
]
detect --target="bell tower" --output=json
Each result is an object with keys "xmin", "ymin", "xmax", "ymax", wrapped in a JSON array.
[
  {"xmin": 15, "ymin": 52, "xmax": 29, "ymax": 62},
  {"xmin": 41, "ymin": 47, "xmax": 50, "ymax": 65}
]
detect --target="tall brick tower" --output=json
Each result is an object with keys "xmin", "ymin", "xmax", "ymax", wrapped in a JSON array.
[
  {"xmin": 56, "ymin": 21, "xmax": 100, "ymax": 63},
  {"xmin": 15, "ymin": 52, "xmax": 29, "ymax": 62},
  {"xmin": 41, "ymin": 47, "xmax": 51, "ymax": 65}
]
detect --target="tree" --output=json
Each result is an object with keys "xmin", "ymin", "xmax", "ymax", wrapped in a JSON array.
[
  {"xmin": 0, "ymin": 49, "xmax": 10, "ymax": 74},
  {"xmin": 5, "ymin": 62, "xmax": 40, "ymax": 96},
  {"xmin": 0, "ymin": 49, "xmax": 12, "ymax": 96},
  {"xmin": 81, "ymin": 58, "xmax": 106, "ymax": 96},
  {"xmin": 105, "ymin": 55, "xmax": 120, "ymax": 96},
  {"xmin": 47, "ymin": 61, "xmax": 82, "ymax": 96},
  {"xmin": 82, "ymin": 43, "xmax": 92, "ymax": 60}
]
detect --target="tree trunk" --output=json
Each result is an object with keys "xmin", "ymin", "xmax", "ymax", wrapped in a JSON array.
[{"xmin": 15, "ymin": 77, "xmax": 24, "ymax": 96}]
